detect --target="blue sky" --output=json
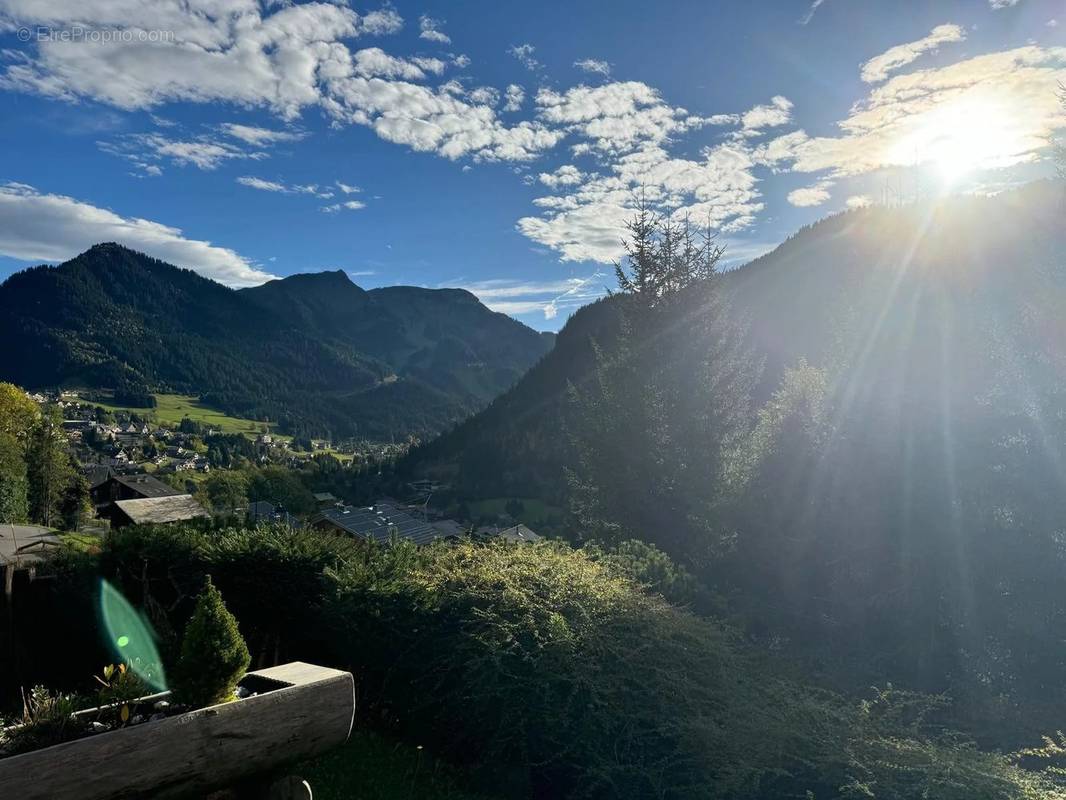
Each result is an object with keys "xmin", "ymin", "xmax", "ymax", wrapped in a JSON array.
[{"xmin": 0, "ymin": 0, "xmax": 1063, "ymax": 330}]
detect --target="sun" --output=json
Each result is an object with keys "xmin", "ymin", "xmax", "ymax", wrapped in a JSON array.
[{"xmin": 888, "ymin": 91, "xmax": 1031, "ymax": 185}]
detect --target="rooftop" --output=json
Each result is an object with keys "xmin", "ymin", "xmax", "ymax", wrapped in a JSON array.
[
  {"xmin": 0, "ymin": 524, "xmax": 61, "ymax": 568},
  {"xmin": 318, "ymin": 503, "xmax": 440, "ymax": 546},
  {"xmin": 113, "ymin": 494, "xmax": 209, "ymax": 525},
  {"xmin": 113, "ymin": 473, "xmax": 182, "ymax": 499}
]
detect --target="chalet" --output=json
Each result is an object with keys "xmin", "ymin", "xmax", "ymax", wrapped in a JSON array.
[
  {"xmin": 111, "ymin": 495, "xmax": 210, "ymax": 528},
  {"xmin": 312, "ymin": 503, "xmax": 445, "ymax": 547},
  {"xmin": 94, "ymin": 473, "xmax": 180, "ymax": 517}
]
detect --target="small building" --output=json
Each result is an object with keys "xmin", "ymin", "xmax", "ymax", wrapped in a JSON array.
[
  {"xmin": 313, "ymin": 492, "xmax": 338, "ymax": 510},
  {"xmin": 111, "ymin": 495, "xmax": 209, "ymax": 528},
  {"xmin": 497, "ymin": 524, "xmax": 543, "ymax": 544}
]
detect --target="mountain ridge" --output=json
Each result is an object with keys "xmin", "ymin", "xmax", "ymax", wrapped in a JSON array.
[
  {"xmin": 403, "ymin": 180, "xmax": 1066, "ymax": 498},
  {"xmin": 0, "ymin": 243, "xmax": 555, "ymax": 439}
]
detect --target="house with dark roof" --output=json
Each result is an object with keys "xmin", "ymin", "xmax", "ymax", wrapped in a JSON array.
[
  {"xmin": 94, "ymin": 473, "xmax": 182, "ymax": 518},
  {"xmin": 111, "ymin": 495, "xmax": 209, "ymax": 528},
  {"xmin": 312, "ymin": 503, "xmax": 448, "ymax": 547}
]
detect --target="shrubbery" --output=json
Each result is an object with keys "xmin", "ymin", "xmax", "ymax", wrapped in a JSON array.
[{"xmin": 29, "ymin": 523, "xmax": 1065, "ymax": 798}]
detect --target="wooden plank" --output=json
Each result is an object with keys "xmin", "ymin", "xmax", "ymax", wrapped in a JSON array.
[{"xmin": 0, "ymin": 663, "xmax": 355, "ymax": 800}]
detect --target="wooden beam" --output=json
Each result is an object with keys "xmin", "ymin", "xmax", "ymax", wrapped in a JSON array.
[{"xmin": 0, "ymin": 662, "xmax": 354, "ymax": 800}]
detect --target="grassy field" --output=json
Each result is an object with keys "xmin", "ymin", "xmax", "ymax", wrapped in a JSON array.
[
  {"xmin": 83, "ymin": 392, "xmax": 281, "ymax": 439},
  {"xmin": 301, "ymin": 731, "xmax": 497, "ymax": 800}
]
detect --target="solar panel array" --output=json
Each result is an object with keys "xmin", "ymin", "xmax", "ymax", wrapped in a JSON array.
[{"xmin": 318, "ymin": 503, "xmax": 440, "ymax": 546}]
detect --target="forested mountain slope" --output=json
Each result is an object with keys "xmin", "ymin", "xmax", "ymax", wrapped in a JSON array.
[
  {"xmin": 0, "ymin": 244, "xmax": 554, "ymax": 439},
  {"xmin": 403, "ymin": 180, "xmax": 1066, "ymax": 741},
  {"xmin": 406, "ymin": 181, "xmax": 1066, "ymax": 501}
]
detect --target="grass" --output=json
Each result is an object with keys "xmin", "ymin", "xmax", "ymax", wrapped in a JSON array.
[
  {"xmin": 466, "ymin": 497, "xmax": 563, "ymax": 528},
  {"xmin": 58, "ymin": 532, "xmax": 103, "ymax": 552},
  {"xmin": 300, "ymin": 730, "xmax": 497, "ymax": 800},
  {"xmin": 82, "ymin": 392, "xmax": 285, "ymax": 440}
]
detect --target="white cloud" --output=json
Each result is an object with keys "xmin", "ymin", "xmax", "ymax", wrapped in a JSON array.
[
  {"xmin": 236, "ymin": 176, "xmax": 333, "ymax": 198},
  {"xmin": 361, "ymin": 6, "xmax": 404, "ymax": 35},
  {"xmin": 503, "ymin": 83, "xmax": 524, "ymax": 112},
  {"xmin": 411, "ymin": 56, "xmax": 446, "ymax": 75},
  {"xmin": 324, "ymin": 74, "xmax": 563, "ymax": 161},
  {"xmin": 860, "ymin": 23, "xmax": 966, "ymax": 83},
  {"xmin": 321, "ymin": 200, "xmax": 367, "ymax": 213},
  {"xmin": 518, "ymin": 141, "xmax": 763, "ymax": 263},
  {"xmin": 0, "ymin": 181, "xmax": 274, "ymax": 287},
  {"xmin": 799, "ymin": 0, "xmax": 828, "ymax": 25},
  {"xmin": 509, "ymin": 43, "xmax": 542, "ymax": 71},
  {"xmin": 574, "ymin": 58, "xmax": 610, "ymax": 77},
  {"xmin": 0, "ymin": 2, "xmax": 563, "ymax": 165},
  {"xmin": 538, "ymin": 165, "xmax": 585, "ymax": 188},
  {"xmin": 536, "ymin": 81, "xmax": 703, "ymax": 154},
  {"xmin": 460, "ymin": 274, "xmax": 607, "ymax": 319},
  {"xmin": 418, "ymin": 14, "xmax": 450, "ymax": 44},
  {"xmin": 100, "ymin": 133, "xmax": 266, "ymax": 171},
  {"xmin": 989, "ymin": 0, "xmax": 1021, "ymax": 8},
  {"xmin": 787, "ymin": 180, "xmax": 833, "ymax": 207},
  {"xmin": 845, "ymin": 194, "xmax": 872, "ymax": 209},
  {"xmin": 219, "ymin": 123, "xmax": 306, "ymax": 146},
  {"xmin": 761, "ymin": 45, "xmax": 1066, "ymax": 178},
  {"xmin": 352, "ymin": 47, "xmax": 432, "ymax": 80},
  {"xmin": 468, "ymin": 86, "xmax": 500, "ymax": 106},
  {"xmin": 741, "ymin": 95, "xmax": 794, "ymax": 130},
  {"xmin": 335, "ymin": 181, "xmax": 361, "ymax": 194},
  {"xmin": 0, "ymin": 2, "xmax": 367, "ymax": 118}
]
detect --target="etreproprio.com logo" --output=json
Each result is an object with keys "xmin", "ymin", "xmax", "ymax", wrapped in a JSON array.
[{"xmin": 17, "ymin": 26, "xmax": 176, "ymax": 44}]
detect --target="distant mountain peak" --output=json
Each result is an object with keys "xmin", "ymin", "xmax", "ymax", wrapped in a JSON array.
[{"xmin": 265, "ymin": 269, "xmax": 363, "ymax": 291}]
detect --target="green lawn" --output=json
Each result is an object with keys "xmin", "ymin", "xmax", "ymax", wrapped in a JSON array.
[
  {"xmin": 83, "ymin": 392, "xmax": 283, "ymax": 439},
  {"xmin": 301, "ymin": 731, "xmax": 498, "ymax": 800}
]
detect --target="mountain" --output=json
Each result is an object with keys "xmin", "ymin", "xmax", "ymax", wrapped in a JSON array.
[
  {"xmin": 0, "ymin": 244, "xmax": 554, "ymax": 439},
  {"xmin": 403, "ymin": 180, "xmax": 1066, "ymax": 500},
  {"xmin": 401, "ymin": 180, "xmax": 1066, "ymax": 738}
]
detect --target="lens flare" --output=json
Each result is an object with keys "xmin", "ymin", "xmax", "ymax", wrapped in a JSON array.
[{"xmin": 99, "ymin": 579, "xmax": 168, "ymax": 692}]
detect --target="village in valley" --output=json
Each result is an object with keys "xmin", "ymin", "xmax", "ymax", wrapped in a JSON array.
[{"xmin": 3, "ymin": 388, "xmax": 541, "ymax": 569}]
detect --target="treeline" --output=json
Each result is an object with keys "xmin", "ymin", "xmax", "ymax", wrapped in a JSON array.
[{"xmin": 0, "ymin": 383, "xmax": 89, "ymax": 528}]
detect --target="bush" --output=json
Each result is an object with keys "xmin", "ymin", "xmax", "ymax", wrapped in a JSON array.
[
  {"xmin": 28, "ymin": 524, "xmax": 1066, "ymax": 798},
  {"xmin": 171, "ymin": 577, "xmax": 250, "ymax": 708},
  {"xmin": 582, "ymin": 538, "xmax": 698, "ymax": 604}
]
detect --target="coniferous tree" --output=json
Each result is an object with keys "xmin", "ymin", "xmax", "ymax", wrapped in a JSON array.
[
  {"xmin": 569, "ymin": 211, "xmax": 758, "ymax": 561},
  {"xmin": 172, "ymin": 578, "xmax": 250, "ymax": 708}
]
